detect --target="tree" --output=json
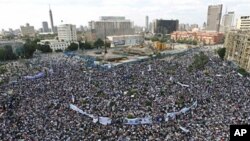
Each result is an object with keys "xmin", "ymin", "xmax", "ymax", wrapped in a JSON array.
[
  {"xmin": 0, "ymin": 48, "xmax": 5, "ymax": 61},
  {"xmin": 37, "ymin": 44, "xmax": 52, "ymax": 53},
  {"xmin": 23, "ymin": 39, "xmax": 37, "ymax": 58},
  {"xmin": 238, "ymin": 68, "xmax": 249, "ymax": 77},
  {"xmin": 151, "ymin": 36, "xmax": 159, "ymax": 42},
  {"xmin": 188, "ymin": 52, "xmax": 209, "ymax": 71},
  {"xmin": 0, "ymin": 45, "xmax": 17, "ymax": 61},
  {"xmin": 55, "ymin": 49, "xmax": 63, "ymax": 52},
  {"xmin": 94, "ymin": 38, "xmax": 104, "ymax": 48},
  {"xmin": 84, "ymin": 42, "xmax": 93, "ymax": 49},
  {"xmin": 4, "ymin": 45, "xmax": 17, "ymax": 60},
  {"xmin": 66, "ymin": 42, "xmax": 78, "ymax": 51},
  {"xmin": 217, "ymin": 48, "xmax": 226, "ymax": 60}
]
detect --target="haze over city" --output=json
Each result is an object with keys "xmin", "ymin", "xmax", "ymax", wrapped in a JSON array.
[{"xmin": 1, "ymin": 0, "xmax": 250, "ymax": 29}]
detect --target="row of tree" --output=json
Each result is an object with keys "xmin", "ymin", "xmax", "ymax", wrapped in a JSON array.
[
  {"xmin": 176, "ymin": 39, "xmax": 198, "ymax": 45},
  {"xmin": 0, "ymin": 38, "xmax": 110, "ymax": 61}
]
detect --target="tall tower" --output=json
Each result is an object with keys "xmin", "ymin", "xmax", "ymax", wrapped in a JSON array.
[
  {"xmin": 145, "ymin": 16, "xmax": 149, "ymax": 32},
  {"xmin": 206, "ymin": 4, "xmax": 223, "ymax": 32},
  {"xmin": 49, "ymin": 5, "xmax": 54, "ymax": 33}
]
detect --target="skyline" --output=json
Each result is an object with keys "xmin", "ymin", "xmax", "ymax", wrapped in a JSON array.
[{"xmin": 0, "ymin": 0, "xmax": 250, "ymax": 30}]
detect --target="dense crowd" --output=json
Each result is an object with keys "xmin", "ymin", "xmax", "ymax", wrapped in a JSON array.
[{"xmin": 0, "ymin": 47, "xmax": 250, "ymax": 140}]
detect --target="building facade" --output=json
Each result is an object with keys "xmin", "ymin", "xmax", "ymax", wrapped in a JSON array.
[
  {"xmin": 107, "ymin": 35, "xmax": 144, "ymax": 47},
  {"xmin": 88, "ymin": 16, "xmax": 135, "ymax": 40},
  {"xmin": 224, "ymin": 30, "xmax": 250, "ymax": 72},
  {"xmin": 171, "ymin": 31, "xmax": 224, "ymax": 45},
  {"xmin": 42, "ymin": 21, "xmax": 49, "ymax": 33},
  {"xmin": 38, "ymin": 40, "xmax": 70, "ymax": 52},
  {"xmin": 206, "ymin": 4, "xmax": 223, "ymax": 32},
  {"xmin": 152, "ymin": 19, "xmax": 179, "ymax": 34},
  {"xmin": 222, "ymin": 11, "xmax": 235, "ymax": 32},
  {"xmin": 237, "ymin": 16, "xmax": 250, "ymax": 30},
  {"xmin": 20, "ymin": 23, "xmax": 36, "ymax": 37},
  {"xmin": 57, "ymin": 24, "xmax": 77, "ymax": 42}
]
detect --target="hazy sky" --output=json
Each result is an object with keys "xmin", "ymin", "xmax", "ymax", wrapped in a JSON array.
[{"xmin": 0, "ymin": 0, "xmax": 250, "ymax": 30}]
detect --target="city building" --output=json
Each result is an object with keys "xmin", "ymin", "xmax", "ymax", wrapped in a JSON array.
[
  {"xmin": 38, "ymin": 40, "xmax": 70, "ymax": 52},
  {"xmin": 206, "ymin": 4, "xmax": 223, "ymax": 32},
  {"xmin": 237, "ymin": 16, "xmax": 250, "ymax": 30},
  {"xmin": 107, "ymin": 35, "xmax": 144, "ymax": 47},
  {"xmin": 88, "ymin": 16, "xmax": 135, "ymax": 40},
  {"xmin": 152, "ymin": 19, "xmax": 179, "ymax": 34},
  {"xmin": 145, "ymin": 16, "xmax": 149, "ymax": 32},
  {"xmin": 171, "ymin": 31, "xmax": 224, "ymax": 45},
  {"xmin": 57, "ymin": 24, "xmax": 77, "ymax": 42},
  {"xmin": 221, "ymin": 11, "xmax": 235, "ymax": 32},
  {"xmin": 20, "ymin": 23, "xmax": 36, "ymax": 37},
  {"xmin": 42, "ymin": 21, "xmax": 50, "ymax": 32},
  {"xmin": 178, "ymin": 24, "xmax": 191, "ymax": 31},
  {"xmin": 49, "ymin": 6, "xmax": 55, "ymax": 33},
  {"xmin": 191, "ymin": 24, "xmax": 199, "ymax": 29},
  {"xmin": 224, "ymin": 30, "xmax": 250, "ymax": 72}
]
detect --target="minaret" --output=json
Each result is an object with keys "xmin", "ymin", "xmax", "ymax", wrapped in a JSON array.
[{"xmin": 49, "ymin": 5, "xmax": 54, "ymax": 33}]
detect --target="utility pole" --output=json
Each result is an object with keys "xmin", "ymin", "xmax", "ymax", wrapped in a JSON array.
[{"xmin": 104, "ymin": 22, "xmax": 107, "ymax": 54}]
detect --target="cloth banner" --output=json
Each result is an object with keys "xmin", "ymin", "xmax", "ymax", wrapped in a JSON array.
[
  {"xmin": 180, "ymin": 126, "xmax": 190, "ymax": 133},
  {"xmin": 177, "ymin": 82, "xmax": 189, "ymax": 87},
  {"xmin": 99, "ymin": 117, "xmax": 112, "ymax": 125},
  {"xmin": 148, "ymin": 65, "xmax": 152, "ymax": 71},
  {"xmin": 165, "ymin": 101, "xmax": 197, "ymax": 121},
  {"xmin": 24, "ymin": 72, "xmax": 45, "ymax": 80},
  {"xmin": 124, "ymin": 116, "xmax": 152, "ymax": 125}
]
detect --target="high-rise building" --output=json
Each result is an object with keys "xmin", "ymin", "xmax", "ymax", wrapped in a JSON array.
[
  {"xmin": 222, "ymin": 11, "xmax": 234, "ymax": 32},
  {"xmin": 88, "ymin": 16, "xmax": 135, "ymax": 40},
  {"xmin": 57, "ymin": 24, "xmax": 77, "ymax": 42},
  {"xmin": 237, "ymin": 16, "xmax": 250, "ymax": 30},
  {"xmin": 225, "ymin": 30, "xmax": 250, "ymax": 72},
  {"xmin": 42, "ymin": 21, "xmax": 49, "ymax": 32},
  {"xmin": 152, "ymin": 19, "xmax": 179, "ymax": 34},
  {"xmin": 178, "ymin": 24, "xmax": 191, "ymax": 31},
  {"xmin": 20, "ymin": 23, "xmax": 35, "ymax": 37},
  {"xmin": 145, "ymin": 16, "xmax": 149, "ymax": 32},
  {"xmin": 206, "ymin": 4, "xmax": 223, "ymax": 32},
  {"xmin": 49, "ymin": 6, "xmax": 55, "ymax": 33}
]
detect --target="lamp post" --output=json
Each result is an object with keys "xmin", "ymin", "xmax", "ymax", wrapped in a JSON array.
[{"xmin": 104, "ymin": 22, "xmax": 107, "ymax": 54}]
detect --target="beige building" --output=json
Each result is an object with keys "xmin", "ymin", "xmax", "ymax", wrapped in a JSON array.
[
  {"xmin": 206, "ymin": 4, "xmax": 223, "ymax": 32},
  {"xmin": 224, "ymin": 30, "xmax": 250, "ymax": 72},
  {"xmin": 237, "ymin": 16, "xmax": 250, "ymax": 30},
  {"xmin": 20, "ymin": 23, "xmax": 36, "ymax": 37},
  {"xmin": 221, "ymin": 11, "xmax": 235, "ymax": 32},
  {"xmin": 88, "ymin": 16, "xmax": 135, "ymax": 40},
  {"xmin": 57, "ymin": 24, "xmax": 77, "ymax": 42}
]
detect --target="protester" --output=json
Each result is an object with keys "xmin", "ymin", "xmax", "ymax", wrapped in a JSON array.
[{"xmin": 0, "ymin": 47, "xmax": 249, "ymax": 140}]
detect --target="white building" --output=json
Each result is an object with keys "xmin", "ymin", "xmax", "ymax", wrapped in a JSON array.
[
  {"xmin": 221, "ymin": 11, "xmax": 235, "ymax": 32},
  {"xmin": 107, "ymin": 35, "xmax": 144, "ymax": 47},
  {"xmin": 57, "ymin": 24, "xmax": 77, "ymax": 42},
  {"xmin": 237, "ymin": 16, "xmax": 250, "ymax": 30},
  {"xmin": 38, "ymin": 40, "xmax": 70, "ymax": 52},
  {"xmin": 20, "ymin": 23, "xmax": 36, "ymax": 37}
]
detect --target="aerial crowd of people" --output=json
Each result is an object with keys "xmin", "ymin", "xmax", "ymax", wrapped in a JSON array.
[{"xmin": 0, "ymin": 47, "xmax": 250, "ymax": 140}]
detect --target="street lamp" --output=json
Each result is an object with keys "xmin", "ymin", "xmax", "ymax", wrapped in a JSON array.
[{"xmin": 104, "ymin": 22, "xmax": 107, "ymax": 54}]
